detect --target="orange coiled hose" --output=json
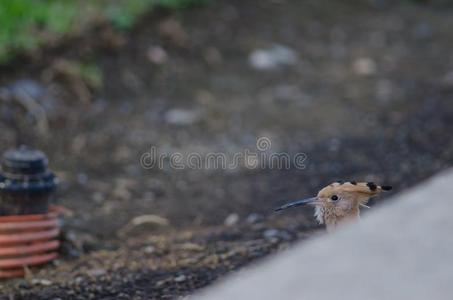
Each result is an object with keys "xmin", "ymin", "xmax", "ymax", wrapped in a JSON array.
[{"xmin": 0, "ymin": 206, "xmax": 61, "ymax": 279}]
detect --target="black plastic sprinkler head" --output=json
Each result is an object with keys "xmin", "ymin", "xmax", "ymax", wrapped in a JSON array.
[{"xmin": 0, "ymin": 146, "xmax": 57, "ymax": 215}]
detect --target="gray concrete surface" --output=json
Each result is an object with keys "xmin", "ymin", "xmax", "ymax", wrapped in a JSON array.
[{"xmin": 195, "ymin": 169, "xmax": 453, "ymax": 300}]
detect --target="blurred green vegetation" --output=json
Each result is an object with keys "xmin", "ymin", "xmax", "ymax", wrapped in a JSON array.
[{"xmin": 0, "ymin": 0, "xmax": 207, "ymax": 63}]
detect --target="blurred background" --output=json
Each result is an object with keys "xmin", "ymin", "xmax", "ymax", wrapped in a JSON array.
[{"xmin": 0, "ymin": 0, "xmax": 452, "ymax": 298}]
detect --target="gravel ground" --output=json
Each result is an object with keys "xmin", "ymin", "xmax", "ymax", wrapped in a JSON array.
[{"xmin": 0, "ymin": 0, "xmax": 453, "ymax": 298}]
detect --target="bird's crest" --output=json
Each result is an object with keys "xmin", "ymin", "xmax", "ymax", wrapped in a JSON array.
[{"xmin": 318, "ymin": 181, "xmax": 392, "ymax": 197}]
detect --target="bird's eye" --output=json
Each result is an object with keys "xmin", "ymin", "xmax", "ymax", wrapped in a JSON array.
[{"xmin": 331, "ymin": 195, "xmax": 339, "ymax": 201}]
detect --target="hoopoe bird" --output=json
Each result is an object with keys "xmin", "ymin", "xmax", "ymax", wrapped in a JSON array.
[{"xmin": 275, "ymin": 181, "xmax": 392, "ymax": 232}]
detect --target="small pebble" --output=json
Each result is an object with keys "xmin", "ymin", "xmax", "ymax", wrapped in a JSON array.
[
  {"xmin": 143, "ymin": 245, "xmax": 156, "ymax": 254},
  {"xmin": 174, "ymin": 275, "xmax": 187, "ymax": 283},
  {"xmin": 147, "ymin": 46, "xmax": 168, "ymax": 65},
  {"xmin": 245, "ymin": 213, "xmax": 263, "ymax": 224},
  {"xmin": 352, "ymin": 57, "xmax": 376, "ymax": 75},
  {"xmin": 263, "ymin": 229, "xmax": 280, "ymax": 239},
  {"xmin": 164, "ymin": 109, "xmax": 201, "ymax": 125},
  {"xmin": 224, "ymin": 213, "xmax": 239, "ymax": 226},
  {"xmin": 31, "ymin": 279, "xmax": 53, "ymax": 286},
  {"xmin": 74, "ymin": 276, "xmax": 84, "ymax": 284},
  {"xmin": 87, "ymin": 268, "xmax": 106, "ymax": 277},
  {"xmin": 249, "ymin": 44, "xmax": 298, "ymax": 70}
]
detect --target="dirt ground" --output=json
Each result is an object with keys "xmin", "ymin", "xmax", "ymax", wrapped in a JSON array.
[{"xmin": 1, "ymin": 0, "xmax": 453, "ymax": 298}]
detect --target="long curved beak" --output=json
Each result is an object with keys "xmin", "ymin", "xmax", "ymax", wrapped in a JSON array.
[{"xmin": 274, "ymin": 197, "xmax": 318, "ymax": 212}]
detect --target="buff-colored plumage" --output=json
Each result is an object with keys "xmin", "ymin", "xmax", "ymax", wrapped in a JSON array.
[{"xmin": 275, "ymin": 181, "xmax": 392, "ymax": 232}]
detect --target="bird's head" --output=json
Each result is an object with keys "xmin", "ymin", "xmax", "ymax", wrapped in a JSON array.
[{"xmin": 275, "ymin": 181, "xmax": 392, "ymax": 231}]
